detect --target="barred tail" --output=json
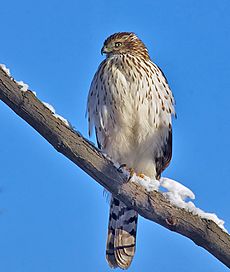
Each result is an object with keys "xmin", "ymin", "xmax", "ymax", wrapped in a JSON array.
[{"xmin": 106, "ymin": 196, "xmax": 138, "ymax": 269}]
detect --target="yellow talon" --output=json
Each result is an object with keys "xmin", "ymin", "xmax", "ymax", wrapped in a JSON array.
[
  {"xmin": 129, "ymin": 168, "xmax": 135, "ymax": 176},
  {"xmin": 138, "ymin": 173, "xmax": 145, "ymax": 178}
]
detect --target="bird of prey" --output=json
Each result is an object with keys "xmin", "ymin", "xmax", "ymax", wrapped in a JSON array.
[{"xmin": 87, "ymin": 32, "xmax": 175, "ymax": 269}]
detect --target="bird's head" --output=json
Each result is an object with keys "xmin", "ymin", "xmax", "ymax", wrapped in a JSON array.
[{"xmin": 101, "ymin": 32, "xmax": 150, "ymax": 60}]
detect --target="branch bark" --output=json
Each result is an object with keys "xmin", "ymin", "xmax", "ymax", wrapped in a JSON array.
[{"xmin": 0, "ymin": 67, "xmax": 229, "ymax": 268}]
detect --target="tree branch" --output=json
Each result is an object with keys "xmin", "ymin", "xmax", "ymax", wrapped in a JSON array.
[{"xmin": 0, "ymin": 67, "xmax": 229, "ymax": 268}]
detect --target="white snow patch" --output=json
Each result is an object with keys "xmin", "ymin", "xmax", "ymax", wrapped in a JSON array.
[
  {"xmin": 0, "ymin": 64, "xmax": 67, "ymax": 126},
  {"xmin": 116, "ymin": 167, "xmax": 228, "ymax": 233},
  {"xmin": 0, "ymin": 64, "xmax": 11, "ymax": 77},
  {"xmin": 159, "ymin": 177, "xmax": 228, "ymax": 233},
  {"xmin": 54, "ymin": 113, "xmax": 70, "ymax": 127},
  {"xmin": 43, "ymin": 102, "xmax": 70, "ymax": 127},
  {"xmin": 0, "ymin": 64, "xmax": 30, "ymax": 91},
  {"xmin": 194, "ymin": 209, "xmax": 226, "ymax": 231},
  {"xmin": 130, "ymin": 173, "xmax": 160, "ymax": 192},
  {"xmin": 16, "ymin": 80, "xmax": 29, "ymax": 92},
  {"xmin": 160, "ymin": 177, "xmax": 195, "ymax": 201},
  {"xmin": 43, "ymin": 102, "xmax": 55, "ymax": 113}
]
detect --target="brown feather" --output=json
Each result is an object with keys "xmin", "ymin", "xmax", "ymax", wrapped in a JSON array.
[{"xmin": 106, "ymin": 197, "xmax": 138, "ymax": 269}]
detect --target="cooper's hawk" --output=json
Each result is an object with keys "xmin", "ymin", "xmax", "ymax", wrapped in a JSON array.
[{"xmin": 87, "ymin": 32, "xmax": 175, "ymax": 269}]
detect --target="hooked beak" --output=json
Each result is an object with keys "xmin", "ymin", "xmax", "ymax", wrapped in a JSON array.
[{"xmin": 101, "ymin": 45, "xmax": 110, "ymax": 55}]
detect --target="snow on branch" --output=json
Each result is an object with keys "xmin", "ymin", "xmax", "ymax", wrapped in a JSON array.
[
  {"xmin": 129, "ymin": 174, "xmax": 227, "ymax": 232},
  {"xmin": 0, "ymin": 65, "xmax": 230, "ymax": 269}
]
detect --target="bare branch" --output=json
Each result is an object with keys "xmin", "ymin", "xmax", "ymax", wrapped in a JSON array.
[{"xmin": 0, "ymin": 67, "xmax": 229, "ymax": 268}]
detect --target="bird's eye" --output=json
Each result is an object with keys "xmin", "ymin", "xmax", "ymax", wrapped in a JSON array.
[{"xmin": 115, "ymin": 42, "xmax": 122, "ymax": 47}]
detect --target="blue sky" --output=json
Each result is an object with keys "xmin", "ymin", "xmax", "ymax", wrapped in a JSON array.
[{"xmin": 0, "ymin": 0, "xmax": 230, "ymax": 271}]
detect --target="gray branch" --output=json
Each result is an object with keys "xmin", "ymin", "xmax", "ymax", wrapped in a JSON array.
[{"xmin": 0, "ymin": 67, "xmax": 229, "ymax": 268}]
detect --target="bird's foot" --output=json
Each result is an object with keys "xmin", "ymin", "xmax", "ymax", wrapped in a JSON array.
[
  {"xmin": 137, "ymin": 173, "xmax": 145, "ymax": 178},
  {"xmin": 128, "ymin": 168, "xmax": 135, "ymax": 181}
]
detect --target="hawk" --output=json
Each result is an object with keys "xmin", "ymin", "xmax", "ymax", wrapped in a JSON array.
[{"xmin": 87, "ymin": 32, "xmax": 175, "ymax": 269}]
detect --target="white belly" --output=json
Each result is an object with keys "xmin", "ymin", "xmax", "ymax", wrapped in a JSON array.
[
  {"xmin": 100, "ymin": 98, "xmax": 169, "ymax": 178},
  {"xmin": 87, "ymin": 55, "xmax": 174, "ymax": 178}
]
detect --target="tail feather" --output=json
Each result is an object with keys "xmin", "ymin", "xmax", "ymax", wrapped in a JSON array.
[{"xmin": 106, "ymin": 196, "xmax": 138, "ymax": 269}]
